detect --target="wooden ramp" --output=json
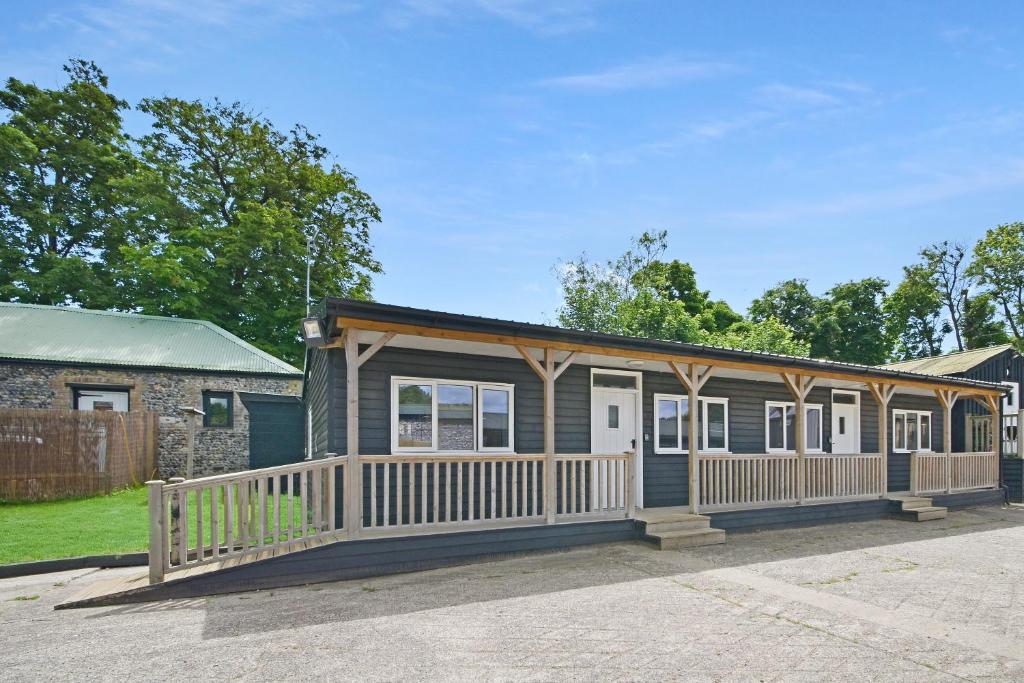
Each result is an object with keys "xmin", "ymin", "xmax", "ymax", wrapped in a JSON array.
[
  {"xmin": 55, "ymin": 518, "xmax": 640, "ymax": 609},
  {"xmin": 56, "ymin": 535, "xmax": 340, "ymax": 610}
]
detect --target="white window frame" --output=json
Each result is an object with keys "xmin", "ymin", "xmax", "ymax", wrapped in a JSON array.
[
  {"xmin": 1002, "ymin": 381, "xmax": 1019, "ymax": 414},
  {"xmin": 702, "ymin": 397, "xmax": 730, "ymax": 453},
  {"xmin": 653, "ymin": 393, "xmax": 729, "ymax": 454},
  {"xmin": 892, "ymin": 409, "xmax": 932, "ymax": 453},
  {"xmin": 765, "ymin": 401, "xmax": 824, "ymax": 453},
  {"xmin": 390, "ymin": 376, "xmax": 515, "ymax": 454}
]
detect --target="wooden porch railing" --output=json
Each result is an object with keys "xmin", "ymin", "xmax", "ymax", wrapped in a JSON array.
[
  {"xmin": 911, "ymin": 451, "xmax": 998, "ymax": 495},
  {"xmin": 804, "ymin": 454, "xmax": 884, "ymax": 502},
  {"xmin": 147, "ymin": 456, "xmax": 345, "ymax": 583},
  {"xmin": 699, "ymin": 452, "xmax": 884, "ymax": 511},
  {"xmin": 148, "ymin": 452, "xmax": 633, "ymax": 583},
  {"xmin": 699, "ymin": 453, "xmax": 800, "ymax": 510}
]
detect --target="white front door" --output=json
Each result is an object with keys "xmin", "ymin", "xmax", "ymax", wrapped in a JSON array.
[
  {"xmin": 591, "ymin": 389, "xmax": 638, "ymax": 455},
  {"xmin": 831, "ymin": 391, "xmax": 860, "ymax": 454}
]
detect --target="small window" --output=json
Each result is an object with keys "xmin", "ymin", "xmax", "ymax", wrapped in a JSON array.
[
  {"xmin": 592, "ymin": 372, "xmax": 638, "ymax": 390},
  {"xmin": 765, "ymin": 401, "xmax": 822, "ymax": 452},
  {"xmin": 832, "ymin": 392, "xmax": 858, "ymax": 405},
  {"xmin": 480, "ymin": 387, "xmax": 511, "ymax": 449},
  {"xmin": 203, "ymin": 391, "xmax": 233, "ymax": 428},
  {"xmin": 607, "ymin": 404, "xmax": 620, "ymax": 428},
  {"xmin": 653, "ymin": 393, "xmax": 725, "ymax": 453},
  {"xmin": 657, "ymin": 399, "xmax": 679, "ymax": 450},
  {"xmin": 806, "ymin": 406, "xmax": 822, "ymax": 451},
  {"xmin": 838, "ymin": 416, "xmax": 846, "ymax": 435},
  {"xmin": 705, "ymin": 400, "xmax": 727, "ymax": 450},
  {"xmin": 892, "ymin": 409, "xmax": 932, "ymax": 452}
]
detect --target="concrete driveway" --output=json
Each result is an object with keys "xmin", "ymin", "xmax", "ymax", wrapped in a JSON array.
[{"xmin": 3, "ymin": 505, "xmax": 1024, "ymax": 682}]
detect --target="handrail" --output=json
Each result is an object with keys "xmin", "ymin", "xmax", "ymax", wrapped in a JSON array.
[{"xmin": 163, "ymin": 455, "xmax": 347, "ymax": 490}]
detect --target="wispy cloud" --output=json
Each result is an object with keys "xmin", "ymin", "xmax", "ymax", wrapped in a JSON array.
[
  {"xmin": 538, "ymin": 56, "xmax": 738, "ymax": 92},
  {"xmin": 27, "ymin": 0, "xmax": 357, "ymax": 57},
  {"xmin": 384, "ymin": 0, "xmax": 602, "ymax": 35},
  {"xmin": 755, "ymin": 83, "xmax": 842, "ymax": 109},
  {"xmin": 721, "ymin": 160, "xmax": 1024, "ymax": 226}
]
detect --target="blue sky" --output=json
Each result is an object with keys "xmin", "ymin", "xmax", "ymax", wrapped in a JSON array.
[{"xmin": 5, "ymin": 1, "xmax": 1024, "ymax": 327}]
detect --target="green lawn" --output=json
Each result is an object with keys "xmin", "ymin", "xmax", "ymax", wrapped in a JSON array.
[
  {"xmin": 0, "ymin": 487, "xmax": 150, "ymax": 564},
  {"xmin": 0, "ymin": 485, "xmax": 310, "ymax": 565}
]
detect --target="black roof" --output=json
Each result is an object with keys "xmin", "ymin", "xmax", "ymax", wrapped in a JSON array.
[{"xmin": 324, "ymin": 298, "xmax": 1006, "ymax": 393}]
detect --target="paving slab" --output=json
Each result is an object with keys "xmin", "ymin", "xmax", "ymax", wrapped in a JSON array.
[{"xmin": 2, "ymin": 505, "xmax": 1024, "ymax": 681}]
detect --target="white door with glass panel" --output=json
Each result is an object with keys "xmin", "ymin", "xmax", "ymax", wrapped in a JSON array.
[
  {"xmin": 590, "ymin": 370, "xmax": 641, "ymax": 509},
  {"xmin": 831, "ymin": 391, "xmax": 860, "ymax": 454}
]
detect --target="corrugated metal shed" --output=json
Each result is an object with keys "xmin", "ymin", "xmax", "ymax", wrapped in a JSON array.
[
  {"xmin": 0, "ymin": 303, "xmax": 301, "ymax": 376},
  {"xmin": 879, "ymin": 344, "xmax": 1014, "ymax": 376}
]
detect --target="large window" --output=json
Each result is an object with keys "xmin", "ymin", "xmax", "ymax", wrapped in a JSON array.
[
  {"xmin": 765, "ymin": 401, "xmax": 823, "ymax": 452},
  {"xmin": 203, "ymin": 391, "xmax": 233, "ymax": 428},
  {"xmin": 653, "ymin": 394, "xmax": 729, "ymax": 454},
  {"xmin": 893, "ymin": 410, "xmax": 932, "ymax": 452},
  {"xmin": 391, "ymin": 377, "xmax": 514, "ymax": 453}
]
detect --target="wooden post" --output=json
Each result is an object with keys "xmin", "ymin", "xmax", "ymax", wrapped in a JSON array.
[
  {"xmin": 670, "ymin": 362, "xmax": 713, "ymax": 514},
  {"xmin": 544, "ymin": 348, "xmax": 556, "ymax": 524},
  {"xmin": 147, "ymin": 480, "xmax": 165, "ymax": 584},
  {"xmin": 167, "ymin": 476, "xmax": 184, "ymax": 566},
  {"xmin": 866, "ymin": 382, "xmax": 895, "ymax": 497},
  {"xmin": 935, "ymin": 389, "xmax": 958, "ymax": 494},
  {"xmin": 626, "ymin": 450, "xmax": 637, "ymax": 518},
  {"xmin": 345, "ymin": 329, "xmax": 361, "ymax": 538},
  {"xmin": 909, "ymin": 452, "xmax": 919, "ymax": 496},
  {"xmin": 781, "ymin": 373, "xmax": 816, "ymax": 504}
]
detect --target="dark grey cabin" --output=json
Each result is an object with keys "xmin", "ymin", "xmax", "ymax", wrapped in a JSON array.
[{"xmin": 304, "ymin": 299, "xmax": 1006, "ymax": 526}]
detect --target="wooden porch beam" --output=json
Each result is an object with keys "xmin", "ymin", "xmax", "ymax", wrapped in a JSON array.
[
  {"xmin": 552, "ymin": 351, "xmax": 579, "ymax": 381},
  {"xmin": 515, "ymin": 345, "xmax": 548, "ymax": 381},
  {"xmin": 336, "ymin": 317, "xmax": 1004, "ymax": 398},
  {"xmin": 356, "ymin": 332, "xmax": 396, "ymax": 368},
  {"xmin": 335, "ymin": 317, "xmax": 999, "ymax": 397}
]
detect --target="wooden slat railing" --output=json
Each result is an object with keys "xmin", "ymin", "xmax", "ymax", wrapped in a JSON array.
[
  {"xmin": 359, "ymin": 454, "xmax": 546, "ymax": 534},
  {"xmin": 699, "ymin": 453, "xmax": 800, "ymax": 511},
  {"xmin": 554, "ymin": 453, "xmax": 635, "ymax": 520},
  {"xmin": 804, "ymin": 454, "xmax": 884, "ymax": 502},
  {"xmin": 910, "ymin": 452, "xmax": 948, "ymax": 495},
  {"xmin": 950, "ymin": 451, "xmax": 999, "ymax": 492},
  {"xmin": 147, "ymin": 456, "xmax": 345, "ymax": 582}
]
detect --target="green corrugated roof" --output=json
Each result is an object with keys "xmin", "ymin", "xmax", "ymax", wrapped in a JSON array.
[
  {"xmin": 0, "ymin": 303, "xmax": 301, "ymax": 376},
  {"xmin": 879, "ymin": 344, "xmax": 1014, "ymax": 376}
]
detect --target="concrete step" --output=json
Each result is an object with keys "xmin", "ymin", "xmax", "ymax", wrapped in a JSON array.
[
  {"xmin": 643, "ymin": 518, "xmax": 712, "ymax": 534},
  {"xmin": 647, "ymin": 528, "xmax": 727, "ymax": 550},
  {"xmin": 902, "ymin": 506, "xmax": 948, "ymax": 521}
]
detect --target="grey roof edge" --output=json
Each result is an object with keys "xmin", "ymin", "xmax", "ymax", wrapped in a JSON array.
[{"xmin": 324, "ymin": 297, "xmax": 1007, "ymax": 393}]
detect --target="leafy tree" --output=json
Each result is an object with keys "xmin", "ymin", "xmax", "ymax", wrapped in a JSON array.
[
  {"xmin": 704, "ymin": 317, "xmax": 809, "ymax": 356},
  {"xmin": 748, "ymin": 279, "xmax": 820, "ymax": 346},
  {"xmin": 113, "ymin": 97, "xmax": 381, "ymax": 364},
  {"xmin": 884, "ymin": 264, "xmax": 948, "ymax": 360},
  {"xmin": 962, "ymin": 293, "xmax": 1011, "ymax": 349},
  {"xmin": 555, "ymin": 231, "xmax": 807, "ymax": 355},
  {"xmin": 0, "ymin": 60, "xmax": 134, "ymax": 307},
  {"xmin": 813, "ymin": 278, "xmax": 890, "ymax": 364},
  {"xmin": 969, "ymin": 222, "xmax": 1024, "ymax": 342},
  {"xmin": 920, "ymin": 240, "xmax": 970, "ymax": 351}
]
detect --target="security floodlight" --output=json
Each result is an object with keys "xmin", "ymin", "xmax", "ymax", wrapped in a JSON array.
[{"xmin": 301, "ymin": 316, "xmax": 327, "ymax": 347}]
